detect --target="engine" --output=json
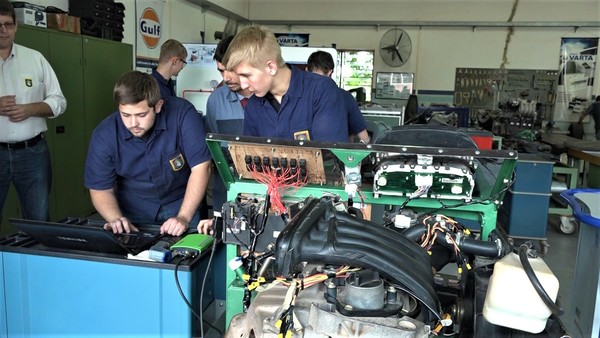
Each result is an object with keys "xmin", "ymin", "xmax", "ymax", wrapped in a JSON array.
[
  {"xmin": 222, "ymin": 196, "xmax": 568, "ymax": 338},
  {"xmin": 206, "ymin": 133, "xmax": 567, "ymax": 338}
]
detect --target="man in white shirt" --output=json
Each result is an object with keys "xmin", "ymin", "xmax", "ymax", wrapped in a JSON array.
[{"xmin": 0, "ymin": 0, "xmax": 67, "ymax": 222}]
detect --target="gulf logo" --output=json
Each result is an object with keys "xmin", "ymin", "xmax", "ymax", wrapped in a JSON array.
[{"xmin": 139, "ymin": 8, "xmax": 161, "ymax": 49}]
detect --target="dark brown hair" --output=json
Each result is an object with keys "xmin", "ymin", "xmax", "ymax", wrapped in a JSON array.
[{"xmin": 114, "ymin": 71, "xmax": 161, "ymax": 107}]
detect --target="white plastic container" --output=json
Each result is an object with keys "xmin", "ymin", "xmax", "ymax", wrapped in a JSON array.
[{"xmin": 482, "ymin": 252, "xmax": 559, "ymax": 333}]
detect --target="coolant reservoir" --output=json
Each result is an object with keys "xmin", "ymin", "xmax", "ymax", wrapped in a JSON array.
[{"xmin": 482, "ymin": 252, "xmax": 559, "ymax": 333}]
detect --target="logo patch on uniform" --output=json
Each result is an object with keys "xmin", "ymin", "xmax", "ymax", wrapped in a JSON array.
[
  {"xmin": 25, "ymin": 78, "xmax": 33, "ymax": 87},
  {"xmin": 293, "ymin": 130, "xmax": 310, "ymax": 141},
  {"xmin": 169, "ymin": 154, "xmax": 185, "ymax": 171}
]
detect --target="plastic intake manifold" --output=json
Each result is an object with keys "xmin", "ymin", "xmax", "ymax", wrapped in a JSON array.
[{"xmin": 274, "ymin": 198, "xmax": 442, "ymax": 322}]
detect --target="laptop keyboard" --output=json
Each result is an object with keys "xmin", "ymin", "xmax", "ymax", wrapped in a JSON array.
[{"xmin": 113, "ymin": 231, "xmax": 162, "ymax": 247}]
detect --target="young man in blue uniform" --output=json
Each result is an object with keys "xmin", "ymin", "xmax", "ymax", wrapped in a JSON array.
[
  {"xmin": 151, "ymin": 39, "xmax": 187, "ymax": 99},
  {"xmin": 307, "ymin": 50, "xmax": 370, "ymax": 143},
  {"xmin": 85, "ymin": 71, "xmax": 211, "ymax": 236},
  {"xmin": 222, "ymin": 25, "xmax": 348, "ymax": 142},
  {"xmin": 197, "ymin": 26, "xmax": 349, "ymax": 235}
]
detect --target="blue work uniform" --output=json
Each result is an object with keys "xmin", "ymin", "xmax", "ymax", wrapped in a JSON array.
[
  {"xmin": 243, "ymin": 66, "xmax": 348, "ymax": 142},
  {"xmin": 152, "ymin": 67, "xmax": 210, "ymax": 219},
  {"xmin": 84, "ymin": 97, "xmax": 211, "ymax": 224},
  {"xmin": 206, "ymin": 85, "xmax": 245, "ymax": 135},
  {"xmin": 205, "ymin": 85, "xmax": 246, "ymax": 214},
  {"xmin": 151, "ymin": 68, "xmax": 176, "ymax": 98},
  {"xmin": 342, "ymin": 89, "xmax": 367, "ymax": 135}
]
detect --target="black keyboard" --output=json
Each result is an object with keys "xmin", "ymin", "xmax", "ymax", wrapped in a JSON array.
[{"xmin": 114, "ymin": 231, "xmax": 163, "ymax": 247}]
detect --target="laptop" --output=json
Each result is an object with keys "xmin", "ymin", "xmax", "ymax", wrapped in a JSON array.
[{"xmin": 10, "ymin": 217, "xmax": 164, "ymax": 256}]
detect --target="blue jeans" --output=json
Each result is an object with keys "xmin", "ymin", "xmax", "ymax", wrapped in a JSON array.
[{"xmin": 0, "ymin": 139, "xmax": 52, "ymax": 222}]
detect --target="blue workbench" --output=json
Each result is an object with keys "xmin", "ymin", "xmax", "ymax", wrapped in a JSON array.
[{"xmin": 0, "ymin": 234, "xmax": 225, "ymax": 338}]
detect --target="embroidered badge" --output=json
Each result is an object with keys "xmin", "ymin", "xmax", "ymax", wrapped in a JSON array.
[
  {"xmin": 293, "ymin": 130, "xmax": 310, "ymax": 141},
  {"xmin": 25, "ymin": 78, "xmax": 33, "ymax": 87},
  {"xmin": 169, "ymin": 154, "xmax": 186, "ymax": 171}
]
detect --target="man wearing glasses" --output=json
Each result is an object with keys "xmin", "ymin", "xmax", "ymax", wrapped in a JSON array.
[
  {"xmin": 151, "ymin": 39, "xmax": 188, "ymax": 99},
  {"xmin": 0, "ymin": 0, "xmax": 66, "ymax": 222}
]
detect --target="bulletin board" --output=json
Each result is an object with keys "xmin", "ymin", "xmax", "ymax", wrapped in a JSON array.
[{"xmin": 375, "ymin": 72, "xmax": 414, "ymax": 99}]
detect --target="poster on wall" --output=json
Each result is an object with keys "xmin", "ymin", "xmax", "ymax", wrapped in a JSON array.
[
  {"xmin": 554, "ymin": 37, "xmax": 598, "ymax": 122},
  {"xmin": 274, "ymin": 33, "xmax": 310, "ymax": 47},
  {"xmin": 135, "ymin": 0, "xmax": 166, "ymax": 72},
  {"xmin": 183, "ymin": 44, "xmax": 217, "ymax": 68}
]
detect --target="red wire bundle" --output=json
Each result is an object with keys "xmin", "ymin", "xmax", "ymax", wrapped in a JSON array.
[{"xmin": 249, "ymin": 162, "xmax": 308, "ymax": 215}]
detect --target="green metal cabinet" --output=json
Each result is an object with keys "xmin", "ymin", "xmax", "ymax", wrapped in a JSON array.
[
  {"xmin": 1, "ymin": 26, "xmax": 132, "ymax": 234},
  {"xmin": 82, "ymin": 36, "xmax": 133, "ymax": 146}
]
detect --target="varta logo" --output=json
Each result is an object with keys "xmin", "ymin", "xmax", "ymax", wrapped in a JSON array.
[
  {"xmin": 277, "ymin": 37, "xmax": 299, "ymax": 44},
  {"xmin": 568, "ymin": 54, "xmax": 594, "ymax": 61}
]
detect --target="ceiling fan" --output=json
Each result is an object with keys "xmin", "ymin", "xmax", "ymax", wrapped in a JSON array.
[{"xmin": 379, "ymin": 28, "xmax": 412, "ymax": 67}]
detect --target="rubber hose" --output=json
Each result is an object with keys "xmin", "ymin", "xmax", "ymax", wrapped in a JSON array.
[
  {"xmin": 518, "ymin": 244, "xmax": 564, "ymax": 316},
  {"xmin": 401, "ymin": 226, "xmax": 500, "ymax": 257},
  {"xmin": 458, "ymin": 238, "xmax": 500, "ymax": 257},
  {"xmin": 400, "ymin": 224, "xmax": 426, "ymax": 241}
]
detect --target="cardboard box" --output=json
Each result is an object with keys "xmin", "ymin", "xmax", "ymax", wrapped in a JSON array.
[
  {"xmin": 46, "ymin": 13, "xmax": 81, "ymax": 34},
  {"xmin": 15, "ymin": 8, "xmax": 47, "ymax": 28}
]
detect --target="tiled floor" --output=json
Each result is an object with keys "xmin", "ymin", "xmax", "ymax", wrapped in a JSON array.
[{"xmin": 539, "ymin": 214, "xmax": 579, "ymax": 334}]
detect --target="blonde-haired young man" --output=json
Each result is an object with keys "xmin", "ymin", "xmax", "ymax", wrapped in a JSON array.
[{"xmin": 222, "ymin": 26, "xmax": 348, "ymax": 142}]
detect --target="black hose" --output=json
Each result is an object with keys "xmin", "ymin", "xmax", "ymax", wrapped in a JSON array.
[
  {"xmin": 400, "ymin": 225, "xmax": 500, "ymax": 258},
  {"xmin": 518, "ymin": 244, "xmax": 564, "ymax": 316},
  {"xmin": 400, "ymin": 224, "xmax": 425, "ymax": 241},
  {"xmin": 458, "ymin": 238, "xmax": 500, "ymax": 257}
]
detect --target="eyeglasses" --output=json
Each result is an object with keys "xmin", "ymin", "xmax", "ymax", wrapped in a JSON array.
[
  {"xmin": 179, "ymin": 58, "xmax": 187, "ymax": 65},
  {"xmin": 0, "ymin": 22, "xmax": 15, "ymax": 30}
]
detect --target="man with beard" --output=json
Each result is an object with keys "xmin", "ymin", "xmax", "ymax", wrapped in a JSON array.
[
  {"xmin": 85, "ymin": 71, "xmax": 211, "ymax": 236},
  {"xmin": 206, "ymin": 35, "xmax": 252, "ymax": 136},
  {"xmin": 205, "ymin": 36, "xmax": 252, "ymax": 216},
  {"xmin": 0, "ymin": 0, "xmax": 66, "ymax": 222}
]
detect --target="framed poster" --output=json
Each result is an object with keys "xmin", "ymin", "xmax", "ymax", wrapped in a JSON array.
[
  {"xmin": 375, "ymin": 72, "xmax": 414, "ymax": 99},
  {"xmin": 554, "ymin": 37, "xmax": 598, "ymax": 122}
]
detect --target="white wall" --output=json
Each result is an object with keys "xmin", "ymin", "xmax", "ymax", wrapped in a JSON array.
[
  {"xmin": 27, "ymin": 1, "xmax": 600, "ymax": 109},
  {"xmin": 244, "ymin": 0, "xmax": 600, "ymax": 94},
  {"xmin": 247, "ymin": 0, "xmax": 598, "ymax": 23}
]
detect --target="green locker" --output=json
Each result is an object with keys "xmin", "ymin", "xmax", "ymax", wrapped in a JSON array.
[
  {"xmin": 82, "ymin": 36, "xmax": 133, "ymax": 146},
  {"xmin": 2, "ymin": 26, "xmax": 132, "ymax": 235}
]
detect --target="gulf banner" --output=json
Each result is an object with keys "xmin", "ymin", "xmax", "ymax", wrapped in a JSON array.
[
  {"xmin": 135, "ymin": 0, "xmax": 166, "ymax": 72},
  {"xmin": 554, "ymin": 37, "xmax": 598, "ymax": 122}
]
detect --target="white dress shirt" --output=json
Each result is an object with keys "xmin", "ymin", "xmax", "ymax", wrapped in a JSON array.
[{"xmin": 0, "ymin": 43, "xmax": 66, "ymax": 142}]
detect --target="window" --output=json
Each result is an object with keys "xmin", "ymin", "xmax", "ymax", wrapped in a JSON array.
[{"xmin": 335, "ymin": 50, "xmax": 374, "ymax": 102}]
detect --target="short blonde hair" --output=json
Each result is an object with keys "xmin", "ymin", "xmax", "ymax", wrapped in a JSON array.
[{"xmin": 223, "ymin": 26, "xmax": 285, "ymax": 70}]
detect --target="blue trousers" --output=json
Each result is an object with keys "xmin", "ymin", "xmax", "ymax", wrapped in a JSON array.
[{"xmin": 0, "ymin": 139, "xmax": 52, "ymax": 222}]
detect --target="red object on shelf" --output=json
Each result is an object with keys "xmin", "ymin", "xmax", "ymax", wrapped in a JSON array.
[{"xmin": 464, "ymin": 129, "xmax": 493, "ymax": 150}]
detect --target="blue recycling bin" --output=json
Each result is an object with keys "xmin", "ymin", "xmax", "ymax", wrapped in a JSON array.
[{"xmin": 561, "ymin": 189, "xmax": 600, "ymax": 338}]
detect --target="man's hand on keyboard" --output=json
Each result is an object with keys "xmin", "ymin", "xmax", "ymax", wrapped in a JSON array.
[
  {"xmin": 160, "ymin": 216, "xmax": 188, "ymax": 237},
  {"xmin": 104, "ymin": 216, "xmax": 139, "ymax": 234}
]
